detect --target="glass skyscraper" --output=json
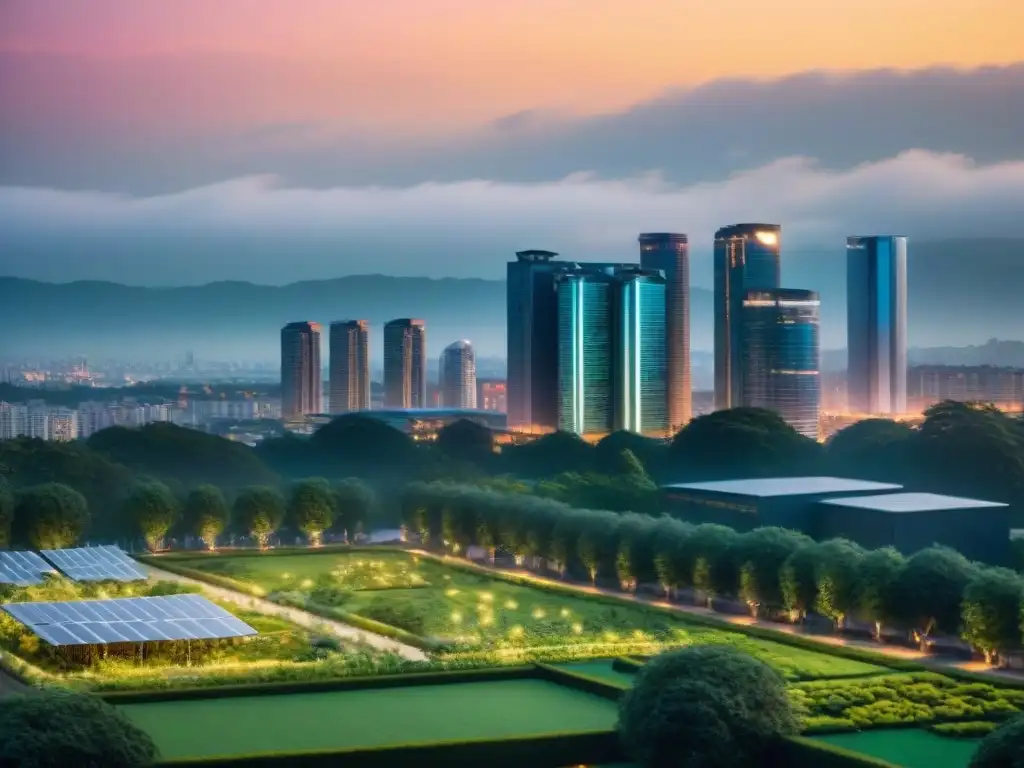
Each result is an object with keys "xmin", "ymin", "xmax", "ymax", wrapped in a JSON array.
[
  {"xmin": 714, "ymin": 224, "xmax": 782, "ymax": 410},
  {"xmin": 617, "ymin": 270, "xmax": 668, "ymax": 436},
  {"xmin": 638, "ymin": 233, "xmax": 690, "ymax": 431},
  {"xmin": 741, "ymin": 289, "xmax": 821, "ymax": 439},
  {"xmin": 281, "ymin": 321, "xmax": 323, "ymax": 421},
  {"xmin": 557, "ymin": 271, "xmax": 615, "ymax": 436},
  {"xmin": 846, "ymin": 235, "xmax": 908, "ymax": 415},
  {"xmin": 440, "ymin": 340, "xmax": 477, "ymax": 409},
  {"xmin": 383, "ymin": 318, "xmax": 426, "ymax": 408},
  {"xmin": 329, "ymin": 320, "xmax": 369, "ymax": 414}
]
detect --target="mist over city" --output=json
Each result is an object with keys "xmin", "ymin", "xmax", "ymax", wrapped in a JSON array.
[{"xmin": 1, "ymin": 2, "xmax": 1023, "ymax": 767}]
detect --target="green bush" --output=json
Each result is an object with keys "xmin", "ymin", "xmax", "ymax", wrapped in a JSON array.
[
  {"xmin": 969, "ymin": 715, "xmax": 1024, "ymax": 767},
  {"xmin": 930, "ymin": 721, "xmax": 998, "ymax": 738}
]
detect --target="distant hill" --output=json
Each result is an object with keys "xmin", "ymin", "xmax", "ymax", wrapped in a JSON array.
[{"xmin": 0, "ymin": 238, "xmax": 1021, "ymax": 361}]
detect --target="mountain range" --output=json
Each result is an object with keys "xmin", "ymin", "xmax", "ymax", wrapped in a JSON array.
[{"xmin": 0, "ymin": 238, "xmax": 1020, "ymax": 363}]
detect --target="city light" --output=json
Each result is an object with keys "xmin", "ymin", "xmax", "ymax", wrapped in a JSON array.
[{"xmin": 754, "ymin": 230, "xmax": 779, "ymax": 246}]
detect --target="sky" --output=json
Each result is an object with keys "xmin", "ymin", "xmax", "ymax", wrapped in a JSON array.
[{"xmin": 0, "ymin": 0, "xmax": 1023, "ymax": 286}]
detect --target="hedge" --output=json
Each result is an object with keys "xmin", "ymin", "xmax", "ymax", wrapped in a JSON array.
[
  {"xmin": 158, "ymin": 730, "xmax": 620, "ymax": 768},
  {"xmin": 533, "ymin": 663, "xmax": 629, "ymax": 699},
  {"xmin": 611, "ymin": 657, "xmax": 644, "ymax": 675},
  {"xmin": 100, "ymin": 665, "xmax": 537, "ymax": 705},
  {"xmin": 140, "ymin": 544, "xmax": 403, "ymax": 563},
  {"xmin": 768, "ymin": 737, "xmax": 902, "ymax": 767}
]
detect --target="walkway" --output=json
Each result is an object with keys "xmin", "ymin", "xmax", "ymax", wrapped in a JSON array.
[
  {"xmin": 408, "ymin": 549, "xmax": 1024, "ymax": 684},
  {"xmin": 145, "ymin": 564, "xmax": 428, "ymax": 661}
]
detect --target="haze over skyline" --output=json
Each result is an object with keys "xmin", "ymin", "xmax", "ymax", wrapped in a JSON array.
[{"xmin": 1, "ymin": 1, "xmax": 1023, "ymax": 287}]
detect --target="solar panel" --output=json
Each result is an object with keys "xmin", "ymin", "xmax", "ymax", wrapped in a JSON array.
[
  {"xmin": 0, "ymin": 551, "xmax": 58, "ymax": 586},
  {"xmin": 1, "ymin": 593, "xmax": 258, "ymax": 646},
  {"xmin": 40, "ymin": 546, "xmax": 148, "ymax": 582}
]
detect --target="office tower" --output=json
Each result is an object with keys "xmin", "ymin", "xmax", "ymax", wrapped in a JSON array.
[
  {"xmin": 617, "ymin": 269, "xmax": 669, "ymax": 436},
  {"xmin": 714, "ymin": 224, "xmax": 782, "ymax": 410},
  {"xmin": 741, "ymin": 289, "xmax": 821, "ymax": 439},
  {"xmin": 557, "ymin": 271, "xmax": 616, "ymax": 436},
  {"xmin": 280, "ymin": 321, "xmax": 322, "ymax": 420},
  {"xmin": 383, "ymin": 319, "xmax": 426, "ymax": 408},
  {"xmin": 329, "ymin": 320, "xmax": 370, "ymax": 414},
  {"xmin": 639, "ymin": 233, "xmax": 690, "ymax": 431},
  {"xmin": 476, "ymin": 379, "xmax": 508, "ymax": 412},
  {"xmin": 507, "ymin": 250, "xmax": 634, "ymax": 432},
  {"xmin": 440, "ymin": 340, "xmax": 477, "ymax": 408},
  {"xmin": 846, "ymin": 235, "xmax": 908, "ymax": 414}
]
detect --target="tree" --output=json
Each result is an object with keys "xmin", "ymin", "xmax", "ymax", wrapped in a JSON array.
[
  {"xmin": 435, "ymin": 419, "xmax": 495, "ymax": 467},
  {"xmin": 123, "ymin": 481, "xmax": 179, "ymax": 551},
  {"xmin": 825, "ymin": 419, "xmax": 914, "ymax": 481},
  {"xmin": 618, "ymin": 646, "xmax": 798, "ymax": 768},
  {"xmin": 780, "ymin": 543, "xmax": 822, "ymax": 622},
  {"xmin": 891, "ymin": 545, "xmax": 977, "ymax": 646},
  {"xmin": 594, "ymin": 431, "xmax": 669, "ymax": 479},
  {"xmin": 0, "ymin": 690, "xmax": 158, "ymax": 768},
  {"xmin": 310, "ymin": 414, "xmax": 420, "ymax": 476},
  {"xmin": 183, "ymin": 485, "xmax": 230, "ymax": 550},
  {"xmin": 684, "ymin": 524, "xmax": 740, "ymax": 601},
  {"xmin": 232, "ymin": 486, "xmax": 285, "ymax": 549},
  {"xmin": 961, "ymin": 567, "xmax": 1024, "ymax": 665},
  {"xmin": 734, "ymin": 527, "xmax": 812, "ymax": 615},
  {"xmin": 332, "ymin": 478, "xmax": 377, "ymax": 536},
  {"xmin": 813, "ymin": 539, "xmax": 865, "ymax": 630},
  {"xmin": 12, "ymin": 483, "xmax": 89, "ymax": 549},
  {"xmin": 857, "ymin": 547, "xmax": 905, "ymax": 639},
  {"xmin": 288, "ymin": 478, "xmax": 335, "ymax": 546},
  {"xmin": 576, "ymin": 511, "xmax": 621, "ymax": 584},
  {"xmin": 969, "ymin": 715, "xmax": 1024, "ymax": 768},
  {"xmin": 501, "ymin": 431, "xmax": 595, "ymax": 477},
  {"xmin": 0, "ymin": 478, "xmax": 13, "ymax": 548}
]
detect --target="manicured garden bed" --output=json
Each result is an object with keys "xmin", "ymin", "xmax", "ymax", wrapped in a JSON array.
[
  {"xmin": 117, "ymin": 678, "xmax": 619, "ymax": 760},
  {"xmin": 813, "ymin": 729, "xmax": 982, "ymax": 768}
]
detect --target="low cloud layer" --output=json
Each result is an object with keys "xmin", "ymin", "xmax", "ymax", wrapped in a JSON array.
[{"xmin": 1, "ymin": 150, "xmax": 1023, "ymax": 287}]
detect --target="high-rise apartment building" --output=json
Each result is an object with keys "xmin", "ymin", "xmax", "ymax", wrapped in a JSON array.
[
  {"xmin": 714, "ymin": 224, "xmax": 782, "ymax": 410},
  {"xmin": 329, "ymin": 320, "xmax": 370, "ymax": 414},
  {"xmin": 280, "ymin": 321, "xmax": 323, "ymax": 421},
  {"xmin": 440, "ymin": 340, "xmax": 477, "ymax": 409},
  {"xmin": 507, "ymin": 250, "xmax": 634, "ymax": 432},
  {"xmin": 741, "ymin": 289, "xmax": 821, "ymax": 439},
  {"xmin": 617, "ymin": 270, "xmax": 669, "ymax": 436},
  {"xmin": 846, "ymin": 235, "xmax": 908, "ymax": 415},
  {"xmin": 383, "ymin": 319, "xmax": 426, "ymax": 408},
  {"xmin": 638, "ymin": 233, "xmax": 690, "ymax": 431}
]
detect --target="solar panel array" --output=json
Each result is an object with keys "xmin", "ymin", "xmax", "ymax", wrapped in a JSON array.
[
  {"xmin": 40, "ymin": 545, "xmax": 148, "ymax": 582},
  {"xmin": 1, "ymin": 593, "xmax": 258, "ymax": 646},
  {"xmin": 0, "ymin": 551, "xmax": 57, "ymax": 586}
]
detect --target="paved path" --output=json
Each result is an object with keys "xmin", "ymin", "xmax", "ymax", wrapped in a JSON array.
[
  {"xmin": 145, "ymin": 564, "xmax": 428, "ymax": 661},
  {"xmin": 409, "ymin": 549, "xmax": 1024, "ymax": 684},
  {"xmin": 0, "ymin": 667, "xmax": 32, "ymax": 697}
]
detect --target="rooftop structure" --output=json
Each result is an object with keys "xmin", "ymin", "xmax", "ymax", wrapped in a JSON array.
[
  {"xmin": 819, "ymin": 492, "xmax": 1008, "ymax": 513},
  {"xmin": 663, "ymin": 476, "xmax": 902, "ymax": 498}
]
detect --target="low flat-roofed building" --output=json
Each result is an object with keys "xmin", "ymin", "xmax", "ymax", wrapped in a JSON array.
[
  {"xmin": 818, "ymin": 492, "xmax": 1012, "ymax": 565},
  {"xmin": 662, "ymin": 476, "xmax": 903, "ymax": 534}
]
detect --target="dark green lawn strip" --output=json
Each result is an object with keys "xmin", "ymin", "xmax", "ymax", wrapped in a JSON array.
[
  {"xmin": 814, "ymin": 730, "xmax": 982, "ymax": 768},
  {"xmin": 117, "ymin": 679, "xmax": 618, "ymax": 760}
]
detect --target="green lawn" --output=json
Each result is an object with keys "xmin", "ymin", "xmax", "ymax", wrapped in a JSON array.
[
  {"xmin": 176, "ymin": 550, "xmax": 883, "ymax": 680},
  {"xmin": 552, "ymin": 660, "xmax": 637, "ymax": 687},
  {"xmin": 118, "ymin": 679, "xmax": 619, "ymax": 760},
  {"xmin": 814, "ymin": 730, "xmax": 982, "ymax": 768}
]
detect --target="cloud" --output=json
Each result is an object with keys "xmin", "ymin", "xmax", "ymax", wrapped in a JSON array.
[{"xmin": 1, "ymin": 150, "xmax": 1023, "ymax": 289}]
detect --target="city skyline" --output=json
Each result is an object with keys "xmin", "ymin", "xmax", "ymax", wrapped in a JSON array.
[{"xmin": 383, "ymin": 318, "xmax": 427, "ymax": 409}]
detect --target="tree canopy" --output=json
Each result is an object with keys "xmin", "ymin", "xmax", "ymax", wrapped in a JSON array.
[
  {"xmin": 288, "ymin": 477, "xmax": 335, "ymax": 546},
  {"xmin": 11, "ymin": 483, "xmax": 90, "ymax": 549},
  {"xmin": 122, "ymin": 480, "xmax": 180, "ymax": 551},
  {"xmin": 969, "ymin": 715, "xmax": 1024, "ymax": 768},
  {"xmin": 182, "ymin": 484, "xmax": 230, "ymax": 550},
  {"xmin": 232, "ymin": 486, "xmax": 286, "ymax": 549}
]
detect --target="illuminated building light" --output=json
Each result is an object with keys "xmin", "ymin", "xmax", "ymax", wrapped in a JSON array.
[{"xmin": 754, "ymin": 231, "xmax": 779, "ymax": 246}]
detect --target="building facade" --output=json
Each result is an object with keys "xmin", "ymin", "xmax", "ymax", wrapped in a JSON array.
[
  {"xmin": 846, "ymin": 235, "xmax": 908, "ymax": 415},
  {"xmin": 440, "ymin": 340, "xmax": 477, "ymax": 409},
  {"xmin": 476, "ymin": 379, "xmax": 507, "ymax": 413},
  {"xmin": 617, "ymin": 270, "xmax": 669, "ymax": 436},
  {"xmin": 713, "ymin": 224, "xmax": 782, "ymax": 411},
  {"xmin": 506, "ymin": 250, "xmax": 633, "ymax": 432},
  {"xmin": 383, "ymin": 318, "xmax": 426, "ymax": 409},
  {"xmin": 329, "ymin": 320, "xmax": 370, "ymax": 414},
  {"xmin": 907, "ymin": 365, "xmax": 1024, "ymax": 411},
  {"xmin": 280, "ymin": 321, "xmax": 323, "ymax": 421},
  {"xmin": 741, "ymin": 289, "xmax": 821, "ymax": 439},
  {"xmin": 638, "ymin": 232, "xmax": 691, "ymax": 431}
]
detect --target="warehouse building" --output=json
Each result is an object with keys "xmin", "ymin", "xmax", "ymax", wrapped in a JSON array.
[
  {"xmin": 661, "ymin": 477, "xmax": 903, "ymax": 534},
  {"xmin": 818, "ymin": 492, "xmax": 1012, "ymax": 566}
]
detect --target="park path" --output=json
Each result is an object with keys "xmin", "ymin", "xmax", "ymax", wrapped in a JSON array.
[
  {"xmin": 144, "ymin": 563, "xmax": 428, "ymax": 662},
  {"xmin": 408, "ymin": 549, "xmax": 1024, "ymax": 684}
]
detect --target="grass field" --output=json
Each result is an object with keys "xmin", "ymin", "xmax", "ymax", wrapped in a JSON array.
[
  {"xmin": 175, "ymin": 550, "xmax": 883, "ymax": 680},
  {"xmin": 814, "ymin": 730, "xmax": 982, "ymax": 768},
  {"xmin": 118, "ymin": 678, "xmax": 619, "ymax": 760}
]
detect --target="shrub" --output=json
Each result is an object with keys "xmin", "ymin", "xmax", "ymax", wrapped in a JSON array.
[
  {"xmin": 359, "ymin": 599, "xmax": 429, "ymax": 636},
  {"xmin": 930, "ymin": 721, "xmax": 997, "ymax": 738},
  {"xmin": 970, "ymin": 715, "xmax": 1024, "ymax": 767},
  {"xmin": 0, "ymin": 691, "xmax": 159, "ymax": 767},
  {"xmin": 618, "ymin": 645, "xmax": 798, "ymax": 768}
]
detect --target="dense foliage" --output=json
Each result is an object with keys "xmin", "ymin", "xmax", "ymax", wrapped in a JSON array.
[
  {"xmin": 0, "ymin": 691, "xmax": 159, "ymax": 768},
  {"xmin": 969, "ymin": 715, "xmax": 1024, "ymax": 768},
  {"xmin": 11, "ymin": 482, "xmax": 90, "ymax": 548},
  {"xmin": 618, "ymin": 646, "xmax": 798, "ymax": 768}
]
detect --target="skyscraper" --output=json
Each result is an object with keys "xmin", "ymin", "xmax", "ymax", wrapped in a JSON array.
[
  {"xmin": 507, "ymin": 250, "xmax": 634, "ymax": 432},
  {"xmin": 383, "ymin": 318, "xmax": 426, "ymax": 408},
  {"xmin": 557, "ymin": 270, "xmax": 615, "ymax": 436},
  {"xmin": 714, "ymin": 224, "xmax": 782, "ymax": 411},
  {"xmin": 638, "ymin": 233, "xmax": 690, "ymax": 431},
  {"xmin": 741, "ymin": 289, "xmax": 821, "ymax": 439},
  {"xmin": 281, "ymin": 321, "xmax": 322, "ymax": 420},
  {"xmin": 846, "ymin": 235, "xmax": 908, "ymax": 415},
  {"xmin": 329, "ymin": 320, "xmax": 370, "ymax": 414},
  {"xmin": 616, "ymin": 269, "xmax": 669, "ymax": 436},
  {"xmin": 440, "ymin": 340, "xmax": 477, "ymax": 408}
]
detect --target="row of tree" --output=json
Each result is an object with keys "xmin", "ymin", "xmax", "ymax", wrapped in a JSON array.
[
  {"xmin": 0, "ymin": 477, "xmax": 377, "ymax": 551},
  {"xmin": 401, "ymin": 481, "xmax": 1024, "ymax": 662}
]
